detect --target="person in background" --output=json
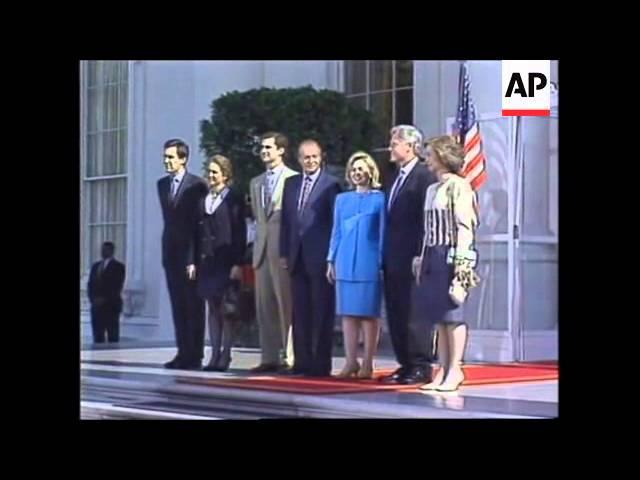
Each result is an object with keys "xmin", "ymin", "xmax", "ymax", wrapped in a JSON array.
[{"xmin": 87, "ymin": 241, "xmax": 125, "ymax": 344}]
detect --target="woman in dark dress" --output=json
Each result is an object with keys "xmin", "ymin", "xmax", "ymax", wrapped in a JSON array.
[{"xmin": 195, "ymin": 155, "xmax": 247, "ymax": 371}]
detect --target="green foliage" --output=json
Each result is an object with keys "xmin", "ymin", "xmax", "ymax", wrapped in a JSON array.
[{"xmin": 200, "ymin": 86, "xmax": 383, "ymax": 194}]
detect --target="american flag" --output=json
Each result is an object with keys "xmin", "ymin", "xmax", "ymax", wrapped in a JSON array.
[{"xmin": 453, "ymin": 61, "xmax": 487, "ymax": 191}]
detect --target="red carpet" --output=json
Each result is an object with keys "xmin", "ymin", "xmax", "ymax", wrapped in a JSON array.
[{"xmin": 178, "ymin": 362, "xmax": 558, "ymax": 395}]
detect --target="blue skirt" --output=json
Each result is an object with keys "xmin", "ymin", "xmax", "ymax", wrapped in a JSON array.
[
  {"xmin": 411, "ymin": 246, "xmax": 464, "ymax": 325},
  {"xmin": 336, "ymin": 280, "xmax": 381, "ymax": 318}
]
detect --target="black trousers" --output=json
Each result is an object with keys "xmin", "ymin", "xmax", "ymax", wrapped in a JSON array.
[
  {"xmin": 165, "ymin": 264, "xmax": 206, "ymax": 363},
  {"xmin": 384, "ymin": 272, "xmax": 433, "ymax": 370},
  {"xmin": 91, "ymin": 304, "xmax": 121, "ymax": 343},
  {"xmin": 290, "ymin": 261, "xmax": 335, "ymax": 375}
]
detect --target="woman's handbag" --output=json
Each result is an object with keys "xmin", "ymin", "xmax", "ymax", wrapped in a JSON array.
[{"xmin": 222, "ymin": 280, "xmax": 241, "ymax": 319}]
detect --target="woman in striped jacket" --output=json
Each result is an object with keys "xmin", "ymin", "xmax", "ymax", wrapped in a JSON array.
[{"xmin": 411, "ymin": 135, "xmax": 480, "ymax": 392}]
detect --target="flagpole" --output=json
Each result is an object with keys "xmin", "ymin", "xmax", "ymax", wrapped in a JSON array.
[
  {"xmin": 456, "ymin": 61, "xmax": 466, "ymax": 144},
  {"xmin": 508, "ymin": 115, "xmax": 525, "ymax": 361},
  {"xmin": 515, "ymin": 116, "xmax": 525, "ymax": 360}
]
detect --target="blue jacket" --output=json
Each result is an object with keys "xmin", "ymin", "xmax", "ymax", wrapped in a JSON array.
[{"xmin": 327, "ymin": 190, "xmax": 386, "ymax": 282}]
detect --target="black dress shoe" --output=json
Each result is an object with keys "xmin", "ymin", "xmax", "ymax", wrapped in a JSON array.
[
  {"xmin": 164, "ymin": 357, "xmax": 182, "ymax": 369},
  {"xmin": 401, "ymin": 368, "xmax": 432, "ymax": 385},
  {"xmin": 182, "ymin": 364, "xmax": 202, "ymax": 371},
  {"xmin": 180, "ymin": 360, "xmax": 202, "ymax": 371},
  {"xmin": 214, "ymin": 357, "xmax": 231, "ymax": 372},
  {"xmin": 379, "ymin": 367, "xmax": 408, "ymax": 384},
  {"xmin": 250, "ymin": 363, "xmax": 280, "ymax": 373},
  {"xmin": 203, "ymin": 357, "xmax": 231, "ymax": 372}
]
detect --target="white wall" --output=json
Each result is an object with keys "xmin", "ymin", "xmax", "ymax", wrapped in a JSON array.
[
  {"xmin": 413, "ymin": 60, "xmax": 443, "ymax": 138},
  {"xmin": 140, "ymin": 61, "xmax": 197, "ymax": 338},
  {"xmin": 414, "ymin": 60, "xmax": 506, "ymax": 136},
  {"xmin": 263, "ymin": 60, "xmax": 335, "ymax": 90}
]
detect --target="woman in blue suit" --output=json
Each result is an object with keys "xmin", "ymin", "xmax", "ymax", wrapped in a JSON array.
[{"xmin": 327, "ymin": 152, "xmax": 386, "ymax": 379}]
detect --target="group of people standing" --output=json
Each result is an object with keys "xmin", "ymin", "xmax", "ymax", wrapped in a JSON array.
[{"xmin": 156, "ymin": 124, "xmax": 479, "ymax": 393}]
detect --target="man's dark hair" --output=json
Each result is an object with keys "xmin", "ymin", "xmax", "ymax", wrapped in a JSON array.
[
  {"xmin": 102, "ymin": 241, "xmax": 115, "ymax": 250},
  {"xmin": 260, "ymin": 131, "xmax": 289, "ymax": 152},
  {"xmin": 163, "ymin": 138, "xmax": 190, "ymax": 160}
]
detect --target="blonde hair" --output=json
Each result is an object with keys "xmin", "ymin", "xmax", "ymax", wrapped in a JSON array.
[
  {"xmin": 425, "ymin": 135, "xmax": 465, "ymax": 174},
  {"xmin": 345, "ymin": 151, "xmax": 382, "ymax": 189},
  {"xmin": 207, "ymin": 154, "xmax": 234, "ymax": 185}
]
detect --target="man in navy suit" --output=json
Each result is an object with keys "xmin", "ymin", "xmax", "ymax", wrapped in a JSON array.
[
  {"xmin": 87, "ymin": 241, "xmax": 125, "ymax": 343},
  {"xmin": 157, "ymin": 138, "xmax": 208, "ymax": 370},
  {"xmin": 280, "ymin": 139, "xmax": 342, "ymax": 376},
  {"xmin": 380, "ymin": 125, "xmax": 437, "ymax": 384}
]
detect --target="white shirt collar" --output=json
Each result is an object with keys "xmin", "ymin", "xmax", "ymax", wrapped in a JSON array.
[
  {"xmin": 210, "ymin": 185, "xmax": 228, "ymax": 197},
  {"xmin": 304, "ymin": 168, "xmax": 321, "ymax": 183},
  {"xmin": 267, "ymin": 163, "xmax": 285, "ymax": 177},
  {"xmin": 172, "ymin": 169, "xmax": 186, "ymax": 183},
  {"xmin": 206, "ymin": 187, "xmax": 229, "ymax": 214},
  {"xmin": 399, "ymin": 157, "xmax": 419, "ymax": 177},
  {"xmin": 207, "ymin": 186, "xmax": 228, "ymax": 201}
]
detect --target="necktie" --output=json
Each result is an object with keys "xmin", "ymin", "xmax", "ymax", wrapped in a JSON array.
[
  {"xmin": 298, "ymin": 176, "xmax": 313, "ymax": 212},
  {"xmin": 264, "ymin": 170, "xmax": 274, "ymax": 208},
  {"xmin": 172, "ymin": 177, "xmax": 180, "ymax": 198},
  {"xmin": 388, "ymin": 170, "xmax": 406, "ymax": 210}
]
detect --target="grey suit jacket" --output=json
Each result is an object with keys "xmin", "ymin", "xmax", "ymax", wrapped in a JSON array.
[{"xmin": 250, "ymin": 165, "xmax": 299, "ymax": 268}]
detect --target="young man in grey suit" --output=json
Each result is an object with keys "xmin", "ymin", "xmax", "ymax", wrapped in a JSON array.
[{"xmin": 249, "ymin": 132, "xmax": 299, "ymax": 372}]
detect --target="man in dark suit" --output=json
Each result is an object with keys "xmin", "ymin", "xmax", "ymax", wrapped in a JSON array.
[
  {"xmin": 157, "ymin": 138, "xmax": 208, "ymax": 370},
  {"xmin": 381, "ymin": 125, "xmax": 437, "ymax": 384},
  {"xmin": 87, "ymin": 241, "xmax": 126, "ymax": 343},
  {"xmin": 280, "ymin": 139, "xmax": 342, "ymax": 376}
]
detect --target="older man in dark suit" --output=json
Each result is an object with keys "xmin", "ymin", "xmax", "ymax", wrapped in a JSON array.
[
  {"xmin": 280, "ymin": 139, "xmax": 342, "ymax": 376},
  {"xmin": 381, "ymin": 125, "xmax": 437, "ymax": 385}
]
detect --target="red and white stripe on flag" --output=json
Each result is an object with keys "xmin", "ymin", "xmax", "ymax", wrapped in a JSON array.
[{"xmin": 461, "ymin": 123, "xmax": 487, "ymax": 191}]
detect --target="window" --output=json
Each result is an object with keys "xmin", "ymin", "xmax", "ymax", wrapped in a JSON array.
[
  {"xmin": 344, "ymin": 60, "xmax": 414, "ymax": 165},
  {"xmin": 81, "ymin": 61, "xmax": 128, "ymax": 276}
]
